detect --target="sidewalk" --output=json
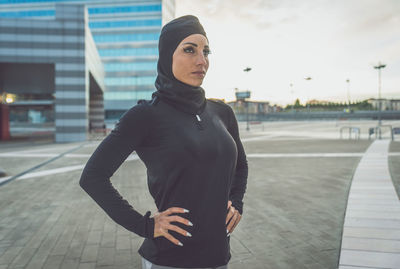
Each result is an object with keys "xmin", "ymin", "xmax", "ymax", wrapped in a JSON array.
[{"xmin": 339, "ymin": 140, "xmax": 400, "ymax": 269}]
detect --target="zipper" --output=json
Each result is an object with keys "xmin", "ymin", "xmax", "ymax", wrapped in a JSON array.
[{"xmin": 195, "ymin": 114, "xmax": 204, "ymax": 130}]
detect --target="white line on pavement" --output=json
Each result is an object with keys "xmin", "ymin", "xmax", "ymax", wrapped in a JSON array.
[
  {"xmin": 247, "ymin": 153, "xmax": 365, "ymax": 158},
  {"xmin": 1, "ymin": 155, "xmax": 140, "ymax": 183}
]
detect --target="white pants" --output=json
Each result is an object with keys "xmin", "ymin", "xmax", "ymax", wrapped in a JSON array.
[{"xmin": 141, "ymin": 257, "xmax": 228, "ymax": 269}]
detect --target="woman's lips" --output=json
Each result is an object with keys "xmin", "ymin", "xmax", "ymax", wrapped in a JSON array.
[{"xmin": 191, "ymin": 71, "xmax": 206, "ymax": 78}]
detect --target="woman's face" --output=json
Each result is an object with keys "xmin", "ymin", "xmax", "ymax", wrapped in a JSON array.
[{"xmin": 172, "ymin": 34, "xmax": 210, "ymax": 87}]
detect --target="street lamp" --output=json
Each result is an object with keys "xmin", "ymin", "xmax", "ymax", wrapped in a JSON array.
[
  {"xmin": 346, "ymin": 79, "xmax": 350, "ymax": 112},
  {"xmin": 290, "ymin": 83, "xmax": 294, "ymax": 113},
  {"xmin": 243, "ymin": 67, "xmax": 252, "ymax": 131},
  {"xmin": 374, "ymin": 62, "xmax": 386, "ymax": 127},
  {"xmin": 304, "ymin": 76, "xmax": 312, "ymax": 112}
]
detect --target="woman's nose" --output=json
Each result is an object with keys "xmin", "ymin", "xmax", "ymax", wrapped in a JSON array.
[{"xmin": 195, "ymin": 53, "xmax": 207, "ymax": 66}]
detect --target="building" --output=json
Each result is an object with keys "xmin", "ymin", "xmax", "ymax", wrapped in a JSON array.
[
  {"xmin": 227, "ymin": 100, "xmax": 276, "ymax": 114},
  {"xmin": 367, "ymin": 98, "xmax": 400, "ymax": 111},
  {"xmin": 0, "ymin": 0, "xmax": 175, "ymax": 142},
  {"xmin": 0, "ymin": 3, "xmax": 105, "ymax": 142}
]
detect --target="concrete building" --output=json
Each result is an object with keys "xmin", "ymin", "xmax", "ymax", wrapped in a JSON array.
[
  {"xmin": 368, "ymin": 98, "xmax": 400, "ymax": 111},
  {"xmin": 0, "ymin": 3, "xmax": 105, "ymax": 142},
  {"xmin": 227, "ymin": 100, "xmax": 276, "ymax": 114},
  {"xmin": 0, "ymin": 0, "xmax": 175, "ymax": 142}
]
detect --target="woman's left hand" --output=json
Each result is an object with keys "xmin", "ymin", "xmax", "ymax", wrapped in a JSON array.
[{"xmin": 226, "ymin": 200, "xmax": 241, "ymax": 236}]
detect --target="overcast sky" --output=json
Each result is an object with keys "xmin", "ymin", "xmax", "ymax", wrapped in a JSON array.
[{"xmin": 175, "ymin": 0, "xmax": 400, "ymax": 105}]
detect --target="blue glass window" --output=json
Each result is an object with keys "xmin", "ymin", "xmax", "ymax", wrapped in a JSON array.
[
  {"xmin": 0, "ymin": 9, "xmax": 54, "ymax": 17},
  {"xmin": 99, "ymin": 47, "xmax": 158, "ymax": 57},
  {"xmin": 105, "ymin": 90, "xmax": 153, "ymax": 100},
  {"xmin": 88, "ymin": 4, "xmax": 161, "ymax": 14},
  {"xmin": 105, "ymin": 76, "xmax": 156, "ymax": 86},
  {"xmin": 89, "ymin": 19, "xmax": 162, "ymax": 29},
  {"xmin": 0, "ymin": 0, "xmax": 81, "ymax": 4},
  {"xmin": 93, "ymin": 33, "xmax": 159, "ymax": 43},
  {"xmin": 105, "ymin": 62, "xmax": 157, "ymax": 72}
]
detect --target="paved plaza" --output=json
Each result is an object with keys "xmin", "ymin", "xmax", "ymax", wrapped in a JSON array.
[{"xmin": 0, "ymin": 120, "xmax": 399, "ymax": 269}]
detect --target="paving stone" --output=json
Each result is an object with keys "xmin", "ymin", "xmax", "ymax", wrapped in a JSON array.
[
  {"xmin": 100, "ymin": 232, "xmax": 115, "ymax": 248},
  {"xmin": 342, "ymin": 236, "xmax": 400, "ymax": 252},
  {"xmin": 78, "ymin": 262, "xmax": 96, "ymax": 269},
  {"xmin": 340, "ymin": 249, "xmax": 400, "ymax": 269},
  {"xmin": 116, "ymin": 235, "xmax": 131, "ymax": 251},
  {"xmin": 41, "ymin": 255, "xmax": 64, "ymax": 269},
  {"xmin": 97, "ymin": 247, "xmax": 115, "ymax": 266},
  {"xmin": 81, "ymin": 245, "xmax": 99, "ymax": 263},
  {"xmin": 0, "ymin": 246, "xmax": 23, "ymax": 265},
  {"xmin": 114, "ymin": 249, "xmax": 133, "ymax": 266},
  {"xmin": 342, "ymin": 226, "xmax": 400, "ymax": 240},
  {"xmin": 9, "ymin": 246, "xmax": 37, "ymax": 268},
  {"xmin": 51, "ymin": 224, "xmax": 79, "ymax": 256},
  {"xmin": 86, "ymin": 230, "xmax": 103, "ymax": 246},
  {"xmin": 60, "ymin": 258, "xmax": 80, "ymax": 269}
]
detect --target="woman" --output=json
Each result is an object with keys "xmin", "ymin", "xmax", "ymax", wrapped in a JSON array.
[{"xmin": 79, "ymin": 15, "xmax": 248, "ymax": 269}]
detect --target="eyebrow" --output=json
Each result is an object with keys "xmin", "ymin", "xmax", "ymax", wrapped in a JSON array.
[{"xmin": 182, "ymin": 42, "xmax": 209, "ymax": 49}]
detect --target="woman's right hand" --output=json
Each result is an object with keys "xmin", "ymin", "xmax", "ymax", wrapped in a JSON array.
[{"xmin": 153, "ymin": 207, "xmax": 193, "ymax": 246}]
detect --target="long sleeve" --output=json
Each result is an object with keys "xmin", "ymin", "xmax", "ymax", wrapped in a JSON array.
[
  {"xmin": 227, "ymin": 106, "xmax": 248, "ymax": 215},
  {"xmin": 79, "ymin": 104, "xmax": 154, "ymax": 238}
]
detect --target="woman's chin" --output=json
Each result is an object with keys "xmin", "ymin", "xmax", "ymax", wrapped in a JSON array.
[{"xmin": 181, "ymin": 80, "xmax": 203, "ymax": 87}]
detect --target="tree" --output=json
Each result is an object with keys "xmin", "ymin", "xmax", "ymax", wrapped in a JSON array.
[{"xmin": 294, "ymin": 98, "xmax": 302, "ymax": 108}]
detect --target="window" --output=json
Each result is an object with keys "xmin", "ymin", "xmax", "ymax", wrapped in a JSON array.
[
  {"xmin": 0, "ymin": 0, "xmax": 78, "ymax": 4},
  {"xmin": 99, "ymin": 47, "xmax": 158, "ymax": 57},
  {"xmin": 104, "ymin": 90, "xmax": 153, "ymax": 100},
  {"xmin": 93, "ymin": 33, "xmax": 159, "ymax": 43},
  {"xmin": 88, "ymin": 4, "xmax": 161, "ymax": 14},
  {"xmin": 105, "ymin": 76, "xmax": 156, "ymax": 86},
  {"xmin": 104, "ymin": 62, "xmax": 157, "ymax": 72},
  {"xmin": 0, "ymin": 9, "xmax": 54, "ymax": 17},
  {"xmin": 89, "ymin": 19, "xmax": 162, "ymax": 29}
]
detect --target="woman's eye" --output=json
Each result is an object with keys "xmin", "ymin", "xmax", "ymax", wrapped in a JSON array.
[
  {"xmin": 203, "ymin": 50, "xmax": 211, "ymax": 56},
  {"xmin": 183, "ymin": 47, "xmax": 195, "ymax": 53}
]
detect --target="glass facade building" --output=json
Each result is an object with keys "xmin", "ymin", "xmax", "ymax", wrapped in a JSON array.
[{"xmin": 0, "ymin": 0, "xmax": 175, "ymax": 121}]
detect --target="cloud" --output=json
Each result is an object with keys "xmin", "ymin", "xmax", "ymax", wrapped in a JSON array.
[
  {"xmin": 176, "ymin": 0, "xmax": 299, "ymax": 29},
  {"xmin": 175, "ymin": 0, "xmax": 400, "ymax": 104}
]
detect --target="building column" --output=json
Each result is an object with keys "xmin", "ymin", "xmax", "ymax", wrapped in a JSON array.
[
  {"xmin": 54, "ymin": 4, "xmax": 88, "ymax": 143},
  {"xmin": 89, "ymin": 90, "xmax": 105, "ymax": 130}
]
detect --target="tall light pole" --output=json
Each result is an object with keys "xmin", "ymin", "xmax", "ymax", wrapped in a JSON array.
[
  {"xmin": 346, "ymin": 79, "xmax": 350, "ymax": 112},
  {"xmin": 243, "ymin": 67, "xmax": 252, "ymax": 131},
  {"xmin": 290, "ymin": 83, "xmax": 294, "ymax": 113},
  {"xmin": 374, "ymin": 62, "xmax": 386, "ymax": 127},
  {"xmin": 304, "ymin": 76, "xmax": 312, "ymax": 113}
]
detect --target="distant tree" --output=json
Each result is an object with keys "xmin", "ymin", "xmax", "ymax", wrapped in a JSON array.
[{"xmin": 294, "ymin": 98, "xmax": 302, "ymax": 108}]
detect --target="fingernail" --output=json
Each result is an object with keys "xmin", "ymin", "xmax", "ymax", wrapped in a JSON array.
[
  {"xmin": 188, "ymin": 221, "xmax": 193, "ymax": 226},
  {"xmin": 187, "ymin": 232, "xmax": 192, "ymax": 237},
  {"xmin": 227, "ymin": 233, "xmax": 231, "ymax": 237},
  {"xmin": 178, "ymin": 242, "xmax": 183, "ymax": 246},
  {"xmin": 226, "ymin": 229, "xmax": 229, "ymax": 233},
  {"xmin": 183, "ymin": 209, "xmax": 189, "ymax": 213}
]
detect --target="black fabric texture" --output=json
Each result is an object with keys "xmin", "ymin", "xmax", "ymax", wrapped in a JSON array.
[
  {"xmin": 152, "ymin": 15, "xmax": 208, "ymax": 115},
  {"xmin": 79, "ymin": 98, "xmax": 248, "ymax": 267}
]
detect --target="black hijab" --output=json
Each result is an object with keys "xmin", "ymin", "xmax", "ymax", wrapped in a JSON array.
[{"xmin": 152, "ymin": 15, "xmax": 208, "ymax": 115}]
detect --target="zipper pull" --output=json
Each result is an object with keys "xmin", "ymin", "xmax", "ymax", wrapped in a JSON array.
[{"xmin": 195, "ymin": 114, "xmax": 204, "ymax": 130}]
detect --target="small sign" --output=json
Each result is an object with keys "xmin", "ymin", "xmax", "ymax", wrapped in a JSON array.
[{"xmin": 236, "ymin": 91, "xmax": 251, "ymax": 100}]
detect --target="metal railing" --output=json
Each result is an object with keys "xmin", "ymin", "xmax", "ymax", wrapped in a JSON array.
[{"xmin": 340, "ymin": 126, "xmax": 360, "ymax": 140}]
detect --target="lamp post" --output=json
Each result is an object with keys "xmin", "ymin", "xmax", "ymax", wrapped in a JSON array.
[
  {"xmin": 290, "ymin": 83, "xmax": 294, "ymax": 113},
  {"xmin": 304, "ymin": 76, "xmax": 312, "ymax": 113},
  {"xmin": 374, "ymin": 62, "xmax": 386, "ymax": 128},
  {"xmin": 346, "ymin": 79, "xmax": 350, "ymax": 112},
  {"xmin": 243, "ymin": 67, "xmax": 251, "ymax": 131}
]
